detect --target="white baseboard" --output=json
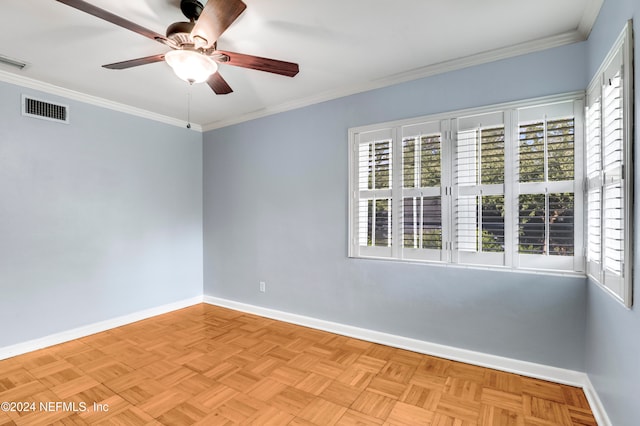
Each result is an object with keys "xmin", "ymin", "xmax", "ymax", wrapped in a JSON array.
[
  {"xmin": 582, "ymin": 376, "xmax": 612, "ymax": 426},
  {"xmin": 204, "ymin": 295, "xmax": 610, "ymax": 425},
  {"xmin": 0, "ymin": 296, "xmax": 203, "ymax": 361}
]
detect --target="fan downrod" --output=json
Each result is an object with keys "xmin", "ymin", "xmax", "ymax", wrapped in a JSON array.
[{"xmin": 180, "ymin": 0, "xmax": 204, "ymax": 21}]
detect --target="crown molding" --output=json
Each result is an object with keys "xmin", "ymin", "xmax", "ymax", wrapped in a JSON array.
[
  {"xmin": 202, "ymin": 30, "xmax": 586, "ymax": 131},
  {"xmin": 1, "ymin": 26, "xmax": 590, "ymax": 134},
  {"xmin": 0, "ymin": 70, "xmax": 202, "ymax": 132}
]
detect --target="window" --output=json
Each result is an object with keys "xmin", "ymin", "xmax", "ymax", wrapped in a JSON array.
[
  {"xmin": 453, "ymin": 112, "xmax": 506, "ymax": 266},
  {"xmin": 516, "ymin": 102, "xmax": 583, "ymax": 272},
  {"xmin": 356, "ymin": 129, "xmax": 393, "ymax": 258},
  {"xmin": 401, "ymin": 121, "xmax": 446, "ymax": 262},
  {"xmin": 585, "ymin": 21, "xmax": 634, "ymax": 307},
  {"xmin": 349, "ymin": 94, "xmax": 584, "ymax": 274}
]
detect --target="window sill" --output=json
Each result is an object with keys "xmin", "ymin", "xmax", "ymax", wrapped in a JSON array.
[{"xmin": 348, "ymin": 254, "xmax": 587, "ymax": 279}]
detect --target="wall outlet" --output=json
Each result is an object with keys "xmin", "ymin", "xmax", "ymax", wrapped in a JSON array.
[{"xmin": 259, "ymin": 281, "xmax": 266, "ymax": 293}]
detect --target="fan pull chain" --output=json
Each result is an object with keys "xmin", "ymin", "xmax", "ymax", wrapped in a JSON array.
[{"xmin": 186, "ymin": 87, "xmax": 192, "ymax": 129}]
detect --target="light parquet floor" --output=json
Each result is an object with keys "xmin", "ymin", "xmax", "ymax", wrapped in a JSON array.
[{"xmin": 0, "ymin": 304, "xmax": 596, "ymax": 425}]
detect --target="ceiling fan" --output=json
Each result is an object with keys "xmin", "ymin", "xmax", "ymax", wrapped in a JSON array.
[{"xmin": 55, "ymin": 0, "xmax": 300, "ymax": 94}]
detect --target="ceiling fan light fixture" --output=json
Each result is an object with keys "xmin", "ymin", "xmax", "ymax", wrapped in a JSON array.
[{"xmin": 165, "ymin": 49, "xmax": 218, "ymax": 84}]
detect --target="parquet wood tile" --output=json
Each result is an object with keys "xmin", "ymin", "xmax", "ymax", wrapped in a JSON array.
[
  {"xmin": 308, "ymin": 360, "xmax": 344, "ymax": 380},
  {"xmin": 297, "ymin": 398, "xmax": 347, "ymax": 425},
  {"xmin": 191, "ymin": 383, "xmax": 237, "ymax": 410},
  {"xmin": 244, "ymin": 406, "xmax": 296, "ymax": 426},
  {"xmin": 119, "ymin": 380, "xmax": 166, "ymax": 406},
  {"xmin": 523, "ymin": 396, "xmax": 573, "ymax": 426},
  {"xmin": 480, "ymin": 388, "xmax": 523, "ymax": 414},
  {"xmin": 0, "ymin": 410, "xmax": 12, "ymax": 425},
  {"xmin": 483, "ymin": 371, "xmax": 523, "ymax": 395},
  {"xmin": 400, "ymin": 384, "xmax": 441, "ymax": 411},
  {"xmin": 335, "ymin": 367, "xmax": 374, "ymax": 391},
  {"xmin": 0, "ymin": 304, "xmax": 597, "ymax": 425},
  {"xmin": 386, "ymin": 400, "xmax": 435, "ymax": 425},
  {"xmin": 294, "ymin": 373, "xmax": 332, "ymax": 396},
  {"xmin": 566, "ymin": 407, "xmax": 598, "ymax": 426},
  {"xmin": 321, "ymin": 381, "xmax": 362, "ymax": 408},
  {"xmin": 409, "ymin": 370, "xmax": 447, "ymax": 391},
  {"xmin": 479, "ymin": 405, "xmax": 525, "ymax": 426},
  {"xmin": 367, "ymin": 377, "xmax": 407, "ymax": 399},
  {"xmin": 270, "ymin": 366, "xmax": 308, "ymax": 387},
  {"xmin": 269, "ymin": 387, "xmax": 315, "ymax": 417},
  {"xmin": 247, "ymin": 378, "xmax": 287, "ymax": 403},
  {"xmin": 338, "ymin": 409, "xmax": 385, "ymax": 425},
  {"xmin": 350, "ymin": 391, "xmax": 395, "ymax": 420},
  {"xmin": 212, "ymin": 393, "xmax": 268, "ymax": 423}
]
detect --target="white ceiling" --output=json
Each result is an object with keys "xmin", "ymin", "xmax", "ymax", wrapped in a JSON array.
[{"xmin": 0, "ymin": 0, "xmax": 602, "ymax": 130}]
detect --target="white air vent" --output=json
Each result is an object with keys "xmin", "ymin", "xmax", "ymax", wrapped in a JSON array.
[{"xmin": 22, "ymin": 95, "xmax": 69, "ymax": 124}]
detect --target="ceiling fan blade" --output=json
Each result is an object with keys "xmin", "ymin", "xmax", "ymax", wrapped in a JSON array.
[
  {"xmin": 102, "ymin": 54, "xmax": 166, "ymax": 70},
  {"xmin": 190, "ymin": 0, "xmax": 247, "ymax": 48},
  {"xmin": 207, "ymin": 72, "xmax": 233, "ymax": 94},
  {"xmin": 56, "ymin": 0, "xmax": 169, "ymax": 44},
  {"xmin": 217, "ymin": 50, "xmax": 299, "ymax": 77}
]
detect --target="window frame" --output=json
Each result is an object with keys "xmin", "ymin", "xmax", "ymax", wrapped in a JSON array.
[
  {"xmin": 585, "ymin": 21, "xmax": 634, "ymax": 308},
  {"xmin": 348, "ymin": 92, "xmax": 585, "ymax": 276}
]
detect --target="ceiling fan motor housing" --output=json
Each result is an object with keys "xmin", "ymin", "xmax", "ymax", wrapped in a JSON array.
[{"xmin": 166, "ymin": 21, "xmax": 196, "ymax": 46}]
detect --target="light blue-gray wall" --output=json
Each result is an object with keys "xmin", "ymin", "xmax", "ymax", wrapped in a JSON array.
[
  {"xmin": 584, "ymin": 0, "xmax": 640, "ymax": 424},
  {"xmin": 203, "ymin": 41, "xmax": 589, "ymax": 371},
  {"xmin": 3, "ymin": 0, "xmax": 638, "ymax": 421},
  {"xmin": 0, "ymin": 81, "xmax": 203, "ymax": 347}
]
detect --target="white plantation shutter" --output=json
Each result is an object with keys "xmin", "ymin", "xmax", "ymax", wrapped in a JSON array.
[
  {"xmin": 401, "ymin": 121, "xmax": 446, "ymax": 261},
  {"xmin": 454, "ymin": 112, "xmax": 506, "ymax": 266},
  {"xmin": 602, "ymin": 62, "xmax": 624, "ymax": 286},
  {"xmin": 584, "ymin": 21, "xmax": 633, "ymax": 307},
  {"xmin": 585, "ymin": 87, "xmax": 602, "ymax": 279},
  {"xmin": 603, "ymin": 183, "xmax": 623, "ymax": 271},
  {"xmin": 354, "ymin": 129, "xmax": 393, "ymax": 258},
  {"xmin": 515, "ymin": 100, "xmax": 582, "ymax": 272}
]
